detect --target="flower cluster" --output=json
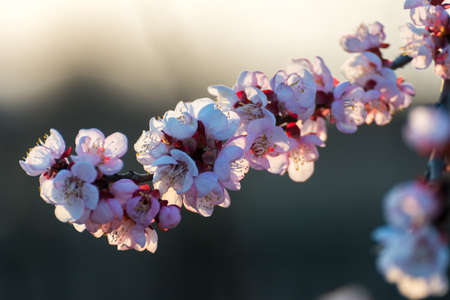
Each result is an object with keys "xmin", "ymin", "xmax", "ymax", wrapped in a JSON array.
[
  {"xmin": 374, "ymin": 181, "xmax": 448, "ymax": 299},
  {"xmin": 374, "ymin": 103, "xmax": 450, "ymax": 299},
  {"xmin": 401, "ymin": 0, "xmax": 450, "ymax": 78},
  {"xmin": 20, "ymin": 16, "xmax": 421, "ymax": 255},
  {"xmin": 20, "ymin": 128, "xmax": 182, "ymax": 253}
]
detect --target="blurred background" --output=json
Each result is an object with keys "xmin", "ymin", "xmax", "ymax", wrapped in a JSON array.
[{"xmin": 0, "ymin": 0, "xmax": 443, "ymax": 299}]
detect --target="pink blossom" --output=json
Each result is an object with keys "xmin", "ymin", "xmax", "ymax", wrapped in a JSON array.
[
  {"xmin": 158, "ymin": 205, "xmax": 182, "ymax": 229},
  {"xmin": 233, "ymin": 71, "xmax": 270, "ymax": 91},
  {"xmin": 208, "ymin": 85, "xmax": 275, "ymax": 132},
  {"xmin": 109, "ymin": 179, "xmax": 139, "ymax": 203},
  {"xmin": 340, "ymin": 22, "xmax": 387, "ymax": 53},
  {"xmin": 244, "ymin": 118, "xmax": 290, "ymax": 173},
  {"xmin": 126, "ymin": 187, "xmax": 160, "ymax": 227},
  {"xmin": 270, "ymin": 67, "xmax": 317, "ymax": 121},
  {"xmin": 404, "ymin": 106, "xmax": 450, "ymax": 154},
  {"xmin": 73, "ymin": 128, "xmax": 127, "ymax": 175},
  {"xmin": 20, "ymin": 129, "xmax": 66, "ymax": 176},
  {"xmin": 90, "ymin": 197, "xmax": 123, "ymax": 224},
  {"xmin": 134, "ymin": 117, "xmax": 169, "ymax": 172},
  {"xmin": 107, "ymin": 219, "xmax": 158, "ymax": 253},
  {"xmin": 183, "ymin": 172, "xmax": 227, "ymax": 217},
  {"xmin": 409, "ymin": 4, "xmax": 448, "ymax": 28},
  {"xmin": 214, "ymin": 136, "xmax": 249, "ymax": 191},
  {"xmin": 287, "ymin": 133, "xmax": 323, "ymax": 182},
  {"xmin": 287, "ymin": 57, "xmax": 334, "ymax": 94},
  {"xmin": 374, "ymin": 226, "xmax": 448, "ymax": 299},
  {"xmin": 331, "ymin": 82, "xmax": 367, "ymax": 133},
  {"xmin": 400, "ymin": 23, "xmax": 435, "ymax": 69},
  {"xmin": 152, "ymin": 149, "xmax": 199, "ymax": 194},
  {"xmin": 188, "ymin": 98, "xmax": 240, "ymax": 141},
  {"xmin": 301, "ymin": 117, "xmax": 328, "ymax": 144},
  {"xmin": 404, "ymin": 0, "xmax": 443, "ymax": 9},
  {"xmin": 162, "ymin": 101, "xmax": 198, "ymax": 140},
  {"xmin": 43, "ymin": 161, "xmax": 99, "ymax": 222},
  {"xmin": 384, "ymin": 181, "xmax": 440, "ymax": 229}
]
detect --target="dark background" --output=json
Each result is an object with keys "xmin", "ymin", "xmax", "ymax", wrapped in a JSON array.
[{"xmin": 0, "ymin": 77, "xmax": 437, "ymax": 300}]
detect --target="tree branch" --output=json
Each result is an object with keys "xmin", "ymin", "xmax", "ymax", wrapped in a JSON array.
[
  {"xmin": 103, "ymin": 171, "xmax": 153, "ymax": 183},
  {"xmin": 390, "ymin": 55, "xmax": 413, "ymax": 70},
  {"xmin": 427, "ymin": 79, "xmax": 450, "ymax": 181}
]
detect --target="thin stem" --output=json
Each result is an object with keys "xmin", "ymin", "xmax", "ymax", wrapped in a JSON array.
[
  {"xmin": 427, "ymin": 79, "xmax": 450, "ymax": 181},
  {"xmin": 103, "ymin": 171, "xmax": 153, "ymax": 183},
  {"xmin": 390, "ymin": 55, "xmax": 413, "ymax": 70}
]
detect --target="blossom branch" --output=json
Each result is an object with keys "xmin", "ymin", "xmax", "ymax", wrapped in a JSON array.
[
  {"xmin": 389, "ymin": 55, "xmax": 413, "ymax": 70},
  {"xmin": 103, "ymin": 171, "xmax": 154, "ymax": 183}
]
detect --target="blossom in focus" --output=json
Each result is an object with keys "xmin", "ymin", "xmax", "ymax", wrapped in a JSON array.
[
  {"xmin": 404, "ymin": 106, "xmax": 450, "ymax": 154},
  {"xmin": 208, "ymin": 84, "xmax": 274, "ymax": 133},
  {"xmin": 158, "ymin": 204, "xmax": 182, "ymax": 230},
  {"xmin": 340, "ymin": 22, "xmax": 387, "ymax": 53},
  {"xmin": 126, "ymin": 185, "xmax": 161, "ymax": 227},
  {"xmin": 73, "ymin": 128, "xmax": 128, "ymax": 175},
  {"xmin": 20, "ymin": 129, "xmax": 66, "ymax": 176},
  {"xmin": 286, "ymin": 132, "xmax": 323, "ymax": 182},
  {"xmin": 107, "ymin": 218, "xmax": 158, "ymax": 253},
  {"xmin": 134, "ymin": 117, "xmax": 169, "ymax": 172},
  {"xmin": 374, "ymin": 226, "xmax": 448, "ymax": 299},
  {"xmin": 152, "ymin": 149, "xmax": 199, "ymax": 194},
  {"xmin": 244, "ymin": 118, "xmax": 290, "ymax": 173},
  {"xmin": 233, "ymin": 71, "xmax": 271, "ymax": 91},
  {"xmin": 384, "ymin": 181, "xmax": 439, "ymax": 229},
  {"xmin": 43, "ymin": 161, "xmax": 99, "ymax": 222},
  {"xmin": 331, "ymin": 82, "xmax": 367, "ymax": 133},
  {"xmin": 270, "ymin": 67, "xmax": 317, "ymax": 121},
  {"xmin": 214, "ymin": 136, "xmax": 249, "ymax": 191},
  {"xmin": 162, "ymin": 101, "xmax": 198, "ymax": 140}
]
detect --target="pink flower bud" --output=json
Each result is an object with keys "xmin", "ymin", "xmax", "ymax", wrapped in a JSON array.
[{"xmin": 158, "ymin": 205, "xmax": 182, "ymax": 229}]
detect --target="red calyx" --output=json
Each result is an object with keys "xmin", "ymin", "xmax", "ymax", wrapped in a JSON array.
[{"xmin": 285, "ymin": 122, "xmax": 301, "ymax": 139}]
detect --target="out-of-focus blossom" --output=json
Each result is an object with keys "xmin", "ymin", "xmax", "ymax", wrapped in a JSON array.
[
  {"xmin": 44, "ymin": 161, "xmax": 99, "ymax": 222},
  {"xmin": 331, "ymin": 82, "xmax": 367, "ymax": 133},
  {"xmin": 404, "ymin": 106, "xmax": 450, "ymax": 154},
  {"xmin": 384, "ymin": 181, "xmax": 439, "ymax": 229},
  {"xmin": 318, "ymin": 285, "xmax": 373, "ymax": 300},
  {"xmin": 73, "ymin": 128, "xmax": 127, "ymax": 175},
  {"xmin": 374, "ymin": 226, "xmax": 448, "ymax": 299},
  {"xmin": 409, "ymin": 4, "xmax": 448, "ymax": 28},
  {"xmin": 341, "ymin": 52, "xmax": 383, "ymax": 86},
  {"xmin": 435, "ymin": 45, "xmax": 450, "ymax": 79},
  {"xmin": 404, "ymin": 0, "xmax": 445, "ymax": 9},
  {"xmin": 20, "ymin": 129, "xmax": 66, "ymax": 176},
  {"xmin": 340, "ymin": 22, "xmax": 387, "ymax": 53},
  {"xmin": 400, "ymin": 23, "xmax": 435, "ymax": 69}
]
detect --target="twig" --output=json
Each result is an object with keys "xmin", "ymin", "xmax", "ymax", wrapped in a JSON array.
[
  {"xmin": 390, "ymin": 55, "xmax": 413, "ymax": 70},
  {"xmin": 103, "ymin": 171, "xmax": 153, "ymax": 183}
]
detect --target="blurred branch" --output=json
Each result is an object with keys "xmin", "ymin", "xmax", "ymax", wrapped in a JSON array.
[
  {"xmin": 390, "ymin": 55, "xmax": 413, "ymax": 70},
  {"xmin": 427, "ymin": 79, "xmax": 450, "ymax": 181}
]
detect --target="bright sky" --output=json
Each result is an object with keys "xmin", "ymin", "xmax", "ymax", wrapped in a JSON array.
[{"xmin": 0, "ymin": 0, "xmax": 441, "ymax": 107}]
